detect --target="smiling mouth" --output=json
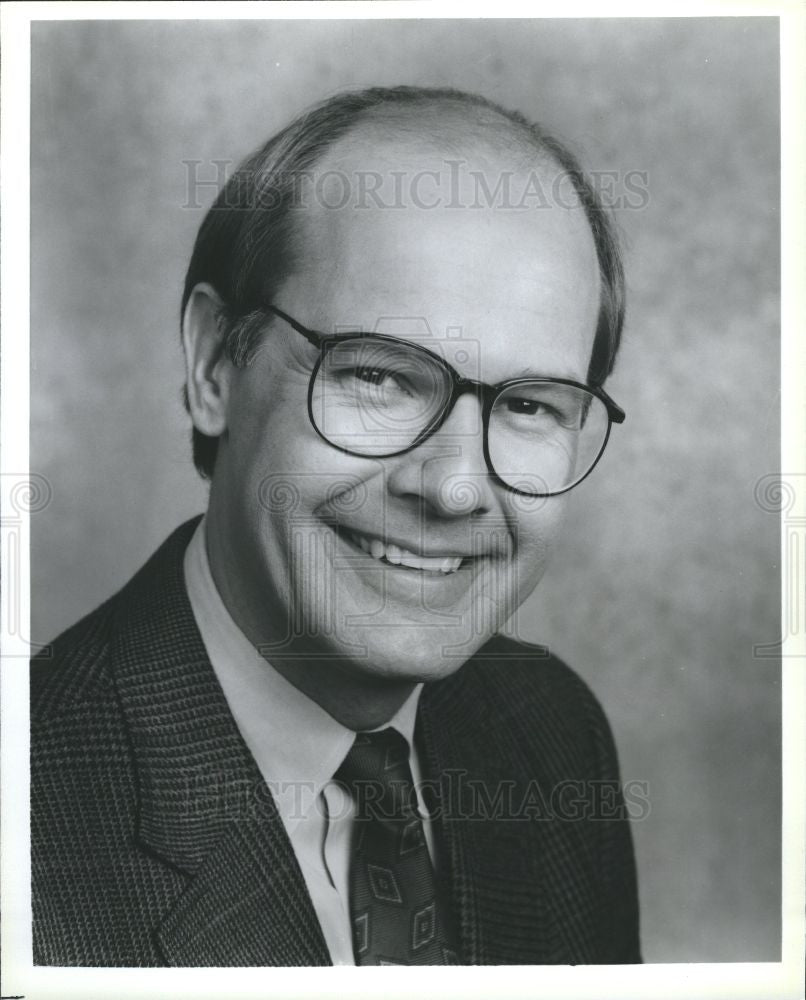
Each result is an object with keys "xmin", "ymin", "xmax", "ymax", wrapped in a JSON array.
[{"xmin": 337, "ymin": 528, "xmax": 467, "ymax": 574}]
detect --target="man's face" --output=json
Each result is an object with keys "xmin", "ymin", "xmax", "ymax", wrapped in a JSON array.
[{"xmin": 210, "ymin": 139, "xmax": 600, "ymax": 683}]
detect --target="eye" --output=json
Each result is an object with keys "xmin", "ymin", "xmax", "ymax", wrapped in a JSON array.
[
  {"xmin": 351, "ymin": 366, "xmax": 417, "ymax": 399},
  {"xmin": 505, "ymin": 397, "xmax": 558, "ymax": 418},
  {"xmin": 355, "ymin": 366, "xmax": 395, "ymax": 386}
]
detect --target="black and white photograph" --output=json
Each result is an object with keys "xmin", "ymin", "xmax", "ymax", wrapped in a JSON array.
[{"xmin": 1, "ymin": 5, "xmax": 803, "ymax": 999}]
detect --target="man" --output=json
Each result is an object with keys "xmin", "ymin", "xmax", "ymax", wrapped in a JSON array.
[{"xmin": 31, "ymin": 86, "xmax": 640, "ymax": 966}]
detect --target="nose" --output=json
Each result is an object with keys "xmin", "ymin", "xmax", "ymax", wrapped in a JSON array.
[{"xmin": 385, "ymin": 393, "xmax": 497, "ymax": 518}]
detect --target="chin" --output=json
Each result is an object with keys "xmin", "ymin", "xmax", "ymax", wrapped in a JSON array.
[{"xmin": 341, "ymin": 629, "xmax": 492, "ymax": 685}]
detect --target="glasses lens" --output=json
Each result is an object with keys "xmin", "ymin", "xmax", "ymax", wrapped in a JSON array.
[
  {"xmin": 488, "ymin": 382, "xmax": 610, "ymax": 495},
  {"xmin": 311, "ymin": 337, "xmax": 451, "ymax": 455}
]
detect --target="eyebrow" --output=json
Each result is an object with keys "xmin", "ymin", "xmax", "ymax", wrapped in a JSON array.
[{"xmin": 508, "ymin": 366, "xmax": 586, "ymax": 382}]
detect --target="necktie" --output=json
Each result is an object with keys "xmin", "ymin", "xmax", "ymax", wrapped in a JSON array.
[{"xmin": 335, "ymin": 727, "xmax": 461, "ymax": 965}]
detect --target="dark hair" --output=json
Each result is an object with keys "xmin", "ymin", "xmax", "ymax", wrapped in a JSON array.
[{"xmin": 181, "ymin": 85, "xmax": 625, "ymax": 479}]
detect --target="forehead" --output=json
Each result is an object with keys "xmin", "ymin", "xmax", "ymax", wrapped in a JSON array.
[{"xmin": 282, "ymin": 119, "xmax": 601, "ymax": 380}]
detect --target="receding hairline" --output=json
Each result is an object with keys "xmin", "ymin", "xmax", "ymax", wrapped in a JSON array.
[
  {"xmin": 308, "ymin": 94, "xmax": 563, "ymax": 176},
  {"xmin": 285, "ymin": 97, "xmax": 596, "ymax": 311}
]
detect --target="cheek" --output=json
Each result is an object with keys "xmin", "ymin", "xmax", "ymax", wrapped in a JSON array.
[
  {"xmin": 228, "ymin": 376, "xmax": 319, "ymax": 490},
  {"xmin": 234, "ymin": 413, "xmax": 380, "ymax": 551},
  {"xmin": 509, "ymin": 498, "xmax": 568, "ymax": 573}
]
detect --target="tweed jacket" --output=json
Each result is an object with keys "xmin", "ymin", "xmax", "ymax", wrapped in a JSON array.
[{"xmin": 31, "ymin": 517, "xmax": 641, "ymax": 966}]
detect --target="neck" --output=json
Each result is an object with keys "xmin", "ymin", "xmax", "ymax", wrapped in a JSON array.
[{"xmin": 260, "ymin": 657, "xmax": 417, "ymax": 731}]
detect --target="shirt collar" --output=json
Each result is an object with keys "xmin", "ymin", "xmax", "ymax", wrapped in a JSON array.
[{"xmin": 183, "ymin": 516, "xmax": 423, "ymax": 832}]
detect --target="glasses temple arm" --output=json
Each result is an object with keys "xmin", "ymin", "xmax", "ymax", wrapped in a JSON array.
[
  {"xmin": 266, "ymin": 304, "xmax": 326, "ymax": 349},
  {"xmin": 594, "ymin": 384, "xmax": 626, "ymax": 424}
]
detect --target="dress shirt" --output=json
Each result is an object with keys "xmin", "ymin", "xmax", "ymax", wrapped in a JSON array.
[{"xmin": 183, "ymin": 517, "xmax": 433, "ymax": 965}]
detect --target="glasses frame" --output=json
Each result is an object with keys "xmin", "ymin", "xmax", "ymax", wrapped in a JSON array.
[{"xmin": 267, "ymin": 304, "xmax": 626, "ymax": 498}]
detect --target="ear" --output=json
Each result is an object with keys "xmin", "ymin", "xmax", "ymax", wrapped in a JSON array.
[{"xmin": 182, "ymin": 283, "xmax": 234, "ymax": 438}]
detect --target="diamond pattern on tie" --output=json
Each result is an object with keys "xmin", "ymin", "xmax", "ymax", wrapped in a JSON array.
[
  {"xmin": 353, "ymin": 912, "xmax": 370, "ymax": 955},
  {"xmin": 367, "ymin": 864, "xmax": 403, "ymax": 904},
  {"xmin": 335, "ymin": 727, "xmax": 461, "ymax": 965},
  {"xmin": 411, "ymin": 901, "xmax": 436, "ymax": 950},
  {"xmin": 400, "ymin": 818, "xmax": 424, "ymax": 856}
]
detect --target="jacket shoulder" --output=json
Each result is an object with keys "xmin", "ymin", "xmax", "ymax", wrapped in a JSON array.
[
  {"xmin": 471, "ymin": 634, "xmax": 612, "ymax": 723},
  {"xmin": 466, "ymin": 634, "xmax": 622, "ymax": 779},
  {"xmin": 31, "ymin": 594, "xmax": 117, "ymax": 720},
  {"xmin": 30, "ymin": 517, "xmax": 202, "ymax": 720}
]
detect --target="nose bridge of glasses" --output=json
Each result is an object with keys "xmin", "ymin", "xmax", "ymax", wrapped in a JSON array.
[
  {"xmin": 428, "ymin": 375, "xmax": 495, "ymax": 446},
  {"xmin": 425, "ymin": 381, "xmax": 487, "ymax": 449},
  {"xmin": 385, "ymin": 362, "xmax": 497, "ymax": 472},
  {"xmin": 453, "ymin": 373, "xmax": 496, "ymax": 409}
]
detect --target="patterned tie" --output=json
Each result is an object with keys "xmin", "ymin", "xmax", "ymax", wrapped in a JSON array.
[{"xmin": 335, "ymin": 727, "xmax": 461, "ymax": 965}]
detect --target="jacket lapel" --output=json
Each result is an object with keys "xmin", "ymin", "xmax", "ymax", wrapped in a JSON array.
[{"xmin": 111, "ymin": 518, "xmax": 331, "ymax": 966}]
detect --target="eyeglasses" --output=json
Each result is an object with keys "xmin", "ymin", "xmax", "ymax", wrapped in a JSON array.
[{"xmin": 266, "ymin": 304, "xmax": 625, "ymax": 497}]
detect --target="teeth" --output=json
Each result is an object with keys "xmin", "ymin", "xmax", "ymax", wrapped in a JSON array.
[
  {"xmin": 346, "ymin": 532, "xmax": 464, "ymax": 574},
  {"xmin": 385, "ymin": 544, "xmax": 403, "ymax": 565},
  {"xmin": 398, "ymin": 552, "xmax": 458, "ymax": 572}
]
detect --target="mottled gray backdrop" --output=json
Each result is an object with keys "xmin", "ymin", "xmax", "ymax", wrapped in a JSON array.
[{"xmin": 30, "ymin": 17, "xmax": 780, "ymax": 962}]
